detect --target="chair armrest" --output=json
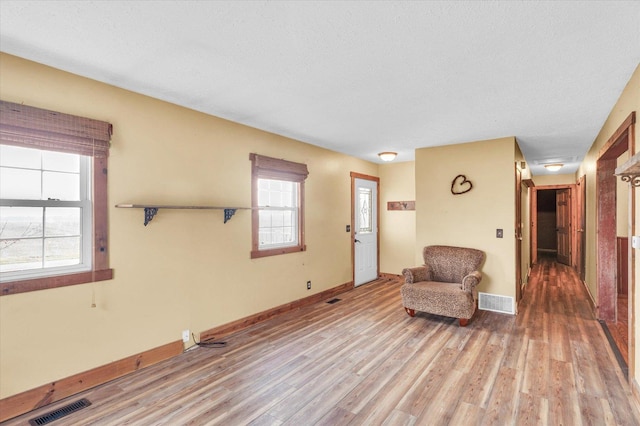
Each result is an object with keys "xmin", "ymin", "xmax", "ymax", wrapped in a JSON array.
[
  {"xmin": 462, "ymin": 270, "xmax": 483, "ymax": 292},
  {"xmin": 402, "ymin": 266, "xmax": 431, "ymax": 284}
]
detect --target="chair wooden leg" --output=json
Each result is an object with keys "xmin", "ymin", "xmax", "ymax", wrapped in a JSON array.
[
  {"xmin": 459, "ymin": 302, "xmax": 477, "ymax": 327},
  {"xmin": 404, "ymin": 307, "xmax": 415, "ymax": 317}
]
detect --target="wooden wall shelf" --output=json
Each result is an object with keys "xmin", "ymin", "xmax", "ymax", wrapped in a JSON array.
[
  {"xmin": 615, "ymin": 152, "xmax": 640, "ymax": 187},
  {"xmin": 115, "ymin": 204, "xmax": 252, "ymax": 225}
]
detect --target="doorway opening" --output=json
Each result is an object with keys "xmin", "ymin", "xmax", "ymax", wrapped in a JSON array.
[
  {"xmin": 530, "ymin": 184, "xmax": 575, "ymax": 267},
  {"xmin": 596, "ymin": 111, "xmax": 635, "ymax": 378},
  {"xmin": 536, "ymin": 189, "xmax": 558, "ymax": 260}
]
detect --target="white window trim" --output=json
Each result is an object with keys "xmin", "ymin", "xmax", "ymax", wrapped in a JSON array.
[
  {"xmin": 257, "ymin": 182, "xmax": 301, "ymax": 251},
  {"xmin": 0, "ymin": 155, "xmax": 92, "ymax": 282}
]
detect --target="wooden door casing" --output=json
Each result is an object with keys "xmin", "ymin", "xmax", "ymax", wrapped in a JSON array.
[{"xmin": 556, "ymin": 188, "xmax": 571, "ymax": 266}]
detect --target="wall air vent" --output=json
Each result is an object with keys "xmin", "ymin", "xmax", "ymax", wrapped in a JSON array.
[
  {"xmin": 478, "ymin": 292, "xmax": 514, "ymax": 315},
  {"xmin": 29, "ymin": 398, "xmax": 92, "ymax": 425}
]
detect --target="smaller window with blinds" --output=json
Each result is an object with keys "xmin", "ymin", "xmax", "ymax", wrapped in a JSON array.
[{"xmin": 250, "ymin": 153, "xmax": 308, "ymax": 259}]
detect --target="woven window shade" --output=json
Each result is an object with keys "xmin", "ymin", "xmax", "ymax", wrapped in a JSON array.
[
  {"xmin": 250, "ymin": 153, "xmax": 308, "ymax": 182},
  {"xmin": 0, "ymin": 100, "xmax": 112, "ymax": 157}
]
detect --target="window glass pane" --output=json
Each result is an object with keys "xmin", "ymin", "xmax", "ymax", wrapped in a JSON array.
[
  {"xmin": 45, "ymin": 208, "xmax": 81, "ymax": 237},
  {"xmin": 358, "ymin": 188, "xmax": 372, "ymax": 233},
  {"xmin": 259, "ymin": 230, "xmax": 272, "ymax": 246},
  {"xmin": 283, "ymin": 211, "xmax": 292, "ymax": 226},
  {"xmin": 257, "ymin": 179, "xmax": 296, "ymax": 207},
  {"xmin": 0, "ymin": 207, "xmax": 43, "ymax": 238},
  {"xmin": 258, "ymin": 188, "xmax": 270, "ymax": 205},
  {"xmin": 43, "ymin": 171, "xmax": 80, "ymax": 200},
  {"xmin": 0, "ymin": 145, "xmax": 41, "ymax": 169},
  {"xmin": 258, "ymin": 209, "xmax": 297, "ymax": 247},
  {"xmin": 272, "ymin": 211, "xmax": 284, "ymax": 227},
  {"xmin": 0, "ymin": 167, "xmax": 42, "ymax": 199},
  {"xmin": 0, "ymin": 238, "xmax": 43, "ymax": 272},
  {"xmin": 44, "ymin": 236, "xmax": 81, "ymax": 267},
  {"xmin": 43, "ymin": 151, "xmax": 80, "ymax": 173},
  {"xmin": 270, "ymin": 190, "xmax": 283, "ymax": 206}
]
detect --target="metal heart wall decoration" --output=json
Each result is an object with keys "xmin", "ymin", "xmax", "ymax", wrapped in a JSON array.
[{"xmin": 451, "ymin": 174, "xmax": 473, "ymax": 195}]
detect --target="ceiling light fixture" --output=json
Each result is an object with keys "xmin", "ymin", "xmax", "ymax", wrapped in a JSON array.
[
  {"xmin": 544, "ymin": 163, "xmax": 563, "ymax": 172},
  {"xmin": 378, "ymin": 152, "xmax": 397, "ymax": 162}
]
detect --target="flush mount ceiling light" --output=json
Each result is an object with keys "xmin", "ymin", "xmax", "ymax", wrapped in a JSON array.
[
  {"xmin": 378, "ymin": 152, "xmax": 397, "ymax": 162},
  {"xmin": 544, "ymin": 163, "xmax": 563, "ymax": 172}
]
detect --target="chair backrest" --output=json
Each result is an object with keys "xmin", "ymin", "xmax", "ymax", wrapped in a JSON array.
[{"xmin": 422, "ymin": 245, "xmax": 485, "ymax": 283}]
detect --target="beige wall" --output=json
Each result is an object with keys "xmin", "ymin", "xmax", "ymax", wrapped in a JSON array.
[
  {"xmin": 533, "ymin": 173, "xmax": 576, "ymax": 186},
  {"xmin": 379, "ymin": 161, "xmax": 416, "ymax": 275},
  {"xmin": 0, "ymin": 53, "xmax": 379, "ymax": 397},
  {"xmin": 415, "ymin": 137, "xmax": 518, "ymax": 299},
  {"xmin": 577, "ymin": 63, "xmax": 639, "ymax": 393}
]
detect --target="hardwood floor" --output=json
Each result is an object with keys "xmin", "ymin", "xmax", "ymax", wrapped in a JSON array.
[
  {"xmin": 606, "ymin": 294, "xmax": 630, "ymax": 367},
  {"xmin": 5, "ymin": 259, "xmax": 640, "ymax": 425}
]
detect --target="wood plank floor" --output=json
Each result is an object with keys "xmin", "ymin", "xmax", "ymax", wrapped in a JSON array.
[
  {"xmin": 606, "ymin": 294, "xmax": 629, "ymax": 366},
  {"xmin": 5, "ymin": 259, "xmax": 640, "ymax": 425}
]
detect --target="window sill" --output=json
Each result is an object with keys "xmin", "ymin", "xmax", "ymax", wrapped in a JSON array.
[
  {"xmin": 251, "ymin": 245, "xmax": 306, "ymax": 259},
  {"xmin": 0, "ymin": 269, "xmax": 113, "ymax": 296}
]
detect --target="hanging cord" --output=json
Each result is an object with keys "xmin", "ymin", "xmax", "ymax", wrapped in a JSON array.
[{"xmin": 192, "ymin": 333, "xmax": 227, "ymax": 348}]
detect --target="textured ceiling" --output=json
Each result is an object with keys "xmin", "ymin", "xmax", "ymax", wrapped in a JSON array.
[{"xmin": 1, "ymin": 1, "xmax": 639, "ymax": 175}]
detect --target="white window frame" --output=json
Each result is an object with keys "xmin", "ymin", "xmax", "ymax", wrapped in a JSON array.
[
  {"xmin": 0, "ymin": 152, "xmax": 93, "ymax": 282},
  {"xmin": 257, "ymin": 178, "xmax": 300, "ymax": 250}
]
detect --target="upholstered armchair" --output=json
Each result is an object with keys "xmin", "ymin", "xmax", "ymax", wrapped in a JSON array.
[{"xmin": 401, "ymin": 245, "xmax": 485, "ymax": 326}]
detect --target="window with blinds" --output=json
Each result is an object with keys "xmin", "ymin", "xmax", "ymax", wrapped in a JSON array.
[
  {"xmin": 0, "ymin": 100, "xmax": 113, "ymax": 295},
  {"xmin": 250, "ymin": 153, "xmax": 308, "ymax": 259}
]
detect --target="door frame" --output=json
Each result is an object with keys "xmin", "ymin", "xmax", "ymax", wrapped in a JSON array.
[
  {"xmin": 596, "ymin": 112, "xmax": 635, "ymax": 382},
  {"xmin": 556, "ymin": 188, "xmax": 572, "ymax": 266},
  {"xmin": 350, "ymin": 172, "xmax": 380, "ymax": 286},
  {"xmin": 596, "ymin": 113, "xmax": 634, "ymax": 322},
  {"xmin": 515, "ymin": 165, "xmax": 523, "ymax": 303},
  {"xmin": 530, "ymin": 184, "xmax": 577, "ymax": 266},
  {"xmin": 576, "ymin": 175, "xmax": 587, "ymax": 282}
]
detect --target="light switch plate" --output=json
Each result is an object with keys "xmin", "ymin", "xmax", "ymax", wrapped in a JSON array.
[
  {"xmin": 496, "ymin": 229, "xmax": 503, "ymax": 238},
  {"xmin": 632, "ymin": 236, "xmax": 640, "ymax": 249}
]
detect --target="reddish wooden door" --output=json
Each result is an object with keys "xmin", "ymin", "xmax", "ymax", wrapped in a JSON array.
[
  {"xmin": 617, "ymin": 237, "xmax": 629, "ymax": 295},
  {"xmin": 556, "ymin": 189, "xmax": 571, "ymax": 266},
  {"xmin": 515, "ymin": 166, "xmax": 523, "ymax": 302},
  {"xmin": 577, "ymin": 176, "xmax": 586, "ymax": 281}
]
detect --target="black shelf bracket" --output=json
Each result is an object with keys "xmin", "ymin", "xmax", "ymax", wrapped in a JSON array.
[
  {"xmin": 144, "ymin": 207, "xmax": 159, "ymax": 226},
  {"xmin": 223, "ymin": 209, "xmax": 237, "ymax": 224}
]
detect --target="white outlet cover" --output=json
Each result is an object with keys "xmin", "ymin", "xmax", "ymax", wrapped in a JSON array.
[
  {"xmin": 632, "ymin": 236, "xmax": 640, "ymax": 249},
  {"xmin": 182, "ymin": 330, "xmax": 190, "ymax": 343}
]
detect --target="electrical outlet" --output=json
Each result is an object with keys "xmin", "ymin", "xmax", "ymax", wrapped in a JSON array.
[
  {"xmin": 307, "ymin": 281, "xmax": 311, "ymax": 290},
  {"xmin": 182, "ymin": 329, "xmax": 190, "ymax": 343}
]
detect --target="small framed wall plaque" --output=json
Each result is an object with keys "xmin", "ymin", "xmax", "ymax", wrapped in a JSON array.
[{"xmin": 387, "ymin": 201, "xmax": 415, "ymax": 211}]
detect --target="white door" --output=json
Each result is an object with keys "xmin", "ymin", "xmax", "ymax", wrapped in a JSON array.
[{"xmin": 354, "ymin": 177, "xmax": 378, "ymax": 286}]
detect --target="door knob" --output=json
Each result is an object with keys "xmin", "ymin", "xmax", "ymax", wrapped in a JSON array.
[{"xmin": 354, "ymin": 239, "xmax": 361, "ymax": 243}]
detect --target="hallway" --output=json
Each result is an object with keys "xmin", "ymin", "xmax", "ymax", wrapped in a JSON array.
[{"xmin": 518, "ymin": 257, "xmax": 639, "ymax": 424}]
